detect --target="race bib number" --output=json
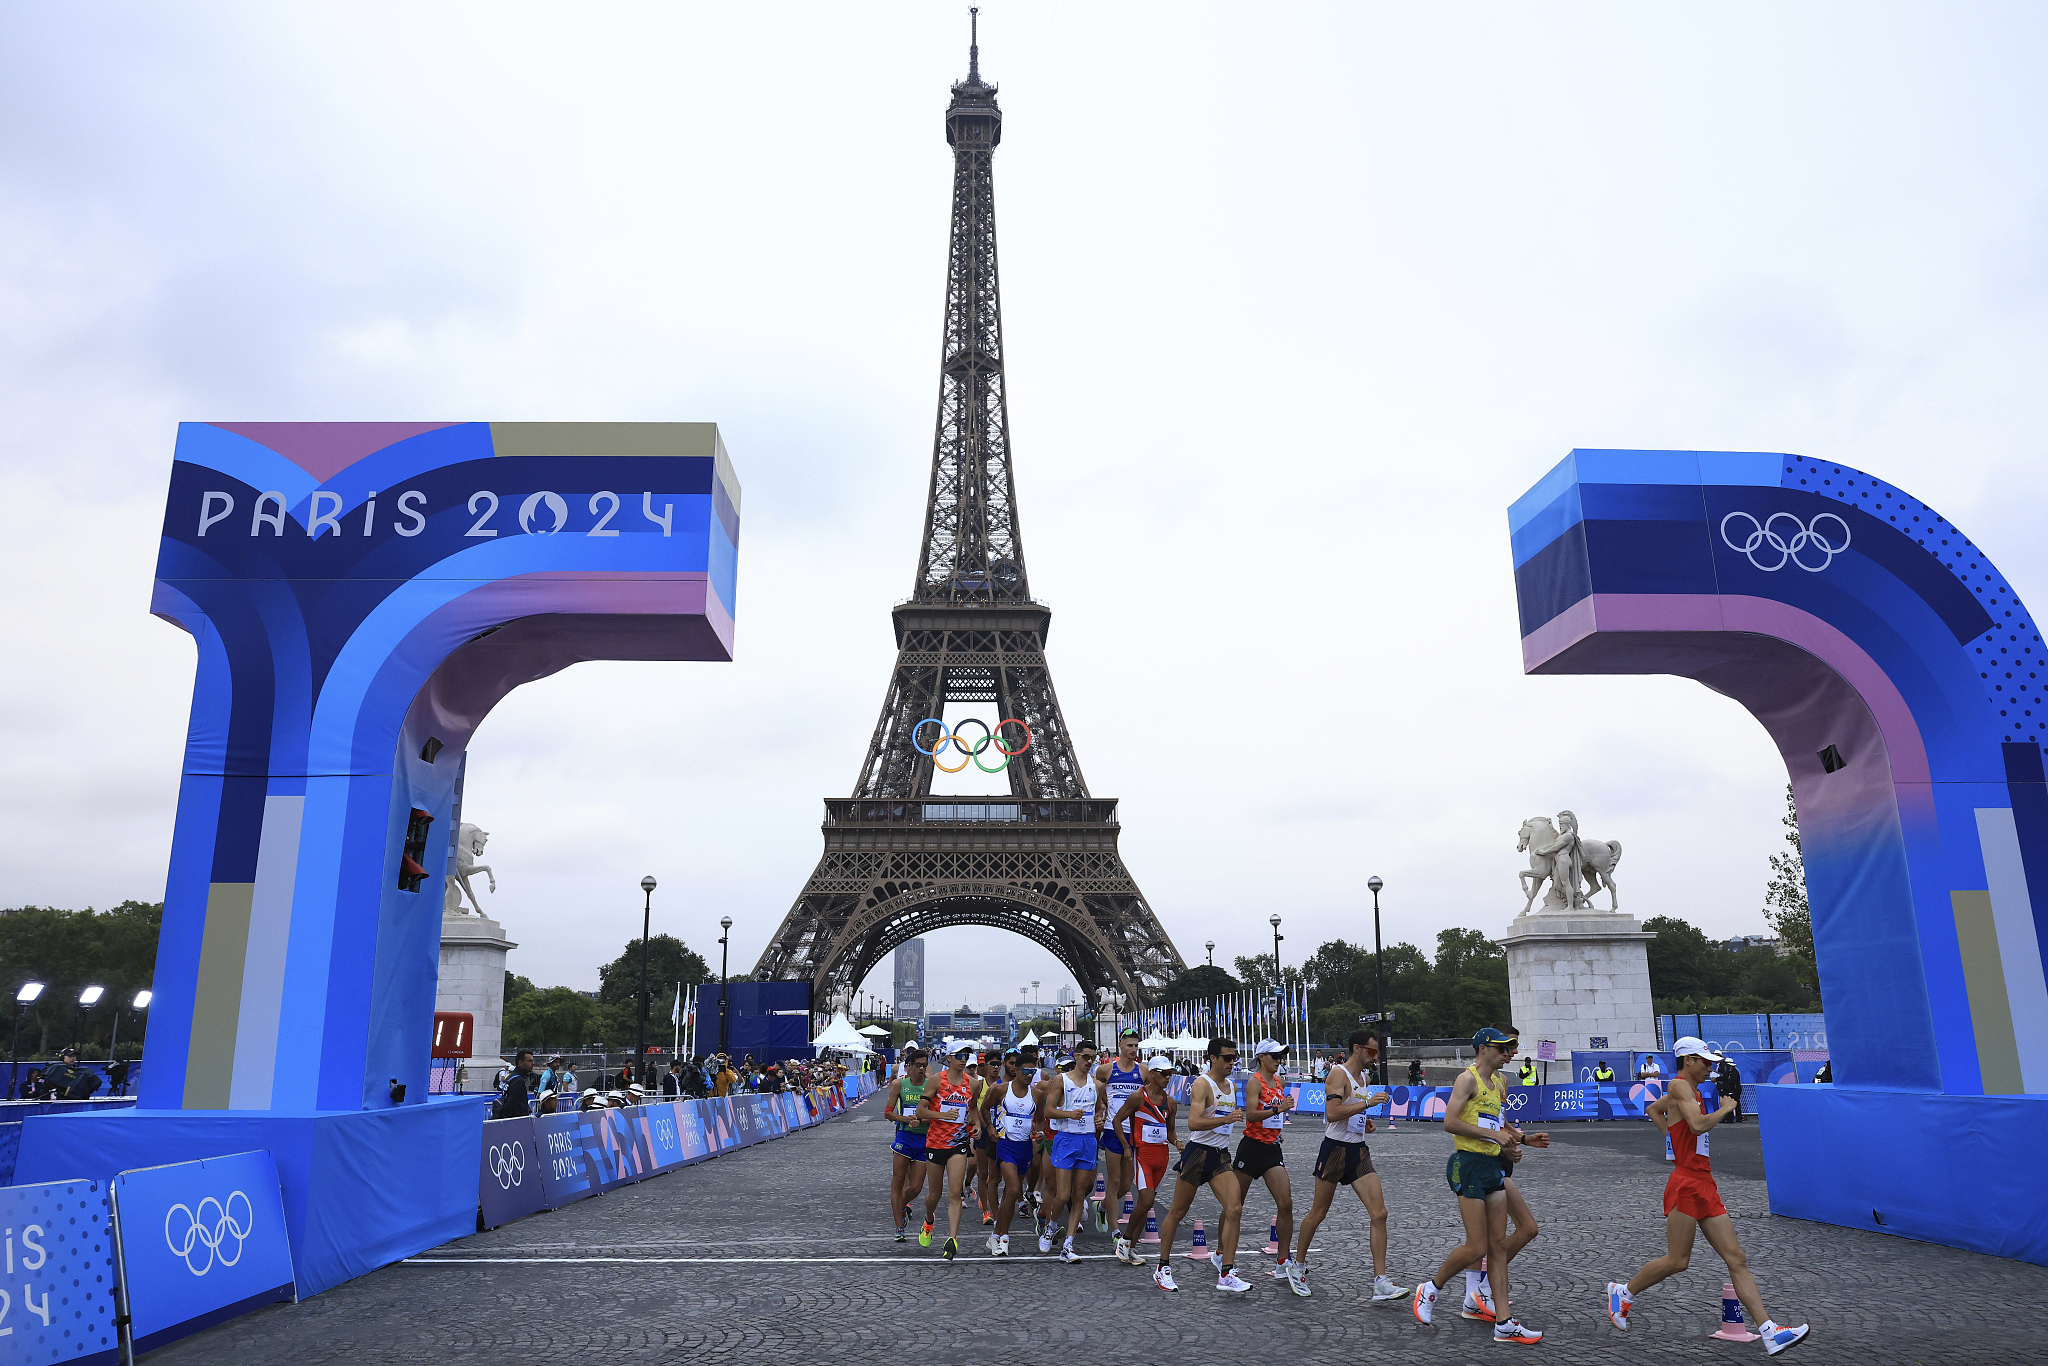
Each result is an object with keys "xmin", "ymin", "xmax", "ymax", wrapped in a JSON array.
[
  {"xmin": 1346, "ymin": 1111, "xmax": 1372, "ymax": 1135},
  {"xmin": 1001, "ymin": 1114, "xmax": 1032, "ymax": 1141},
  {"xmin": 1262, "ymin": 1112, "xmax": 1285, "ymax": 1130},
  {"xmin": 940, "ymin": 1103, "xmax": 968, "ymax": 1124},
  {"xmin": 1697, "ymin": 1130, "xmax": 1710, "ymax": 1158},
  {"xmin": 1476, "ymin": 1112, "xmax": 1503, "ymax": 1133},
  {"xmin": 1141, "ymin": 1122, "xmax": 1168, "ymax": 1144}
]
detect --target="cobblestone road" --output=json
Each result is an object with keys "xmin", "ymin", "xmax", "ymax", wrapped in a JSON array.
[{"xmin": 146, "ymin": 1100, "xmax": 2047, "ymax": 1365}]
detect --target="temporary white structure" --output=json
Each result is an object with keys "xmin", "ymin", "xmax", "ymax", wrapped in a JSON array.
[
  {"xmin": 857, "ymin": 1023, "xmax": 891, "ymax": 1037},
  {"xmin": 1171, "ymin": 1030, "xmax": 1208, "ymax": 1052},
  {"xmin": 1019, "ymin": 1030, "xmax": 1040, "ymax": 1047},
  {"xmin": 1137, "ymin": 1032, "xmax": 1178, "ymax": 1052},
  {"xmin": 810, "ymin": 1011, "xmax": 875, "ymax": 1053}
]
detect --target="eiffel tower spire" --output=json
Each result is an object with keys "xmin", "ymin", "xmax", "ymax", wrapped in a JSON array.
[{"xmin": 753, "ymin": 33, "xmax": 1186, "ymax": 1008}]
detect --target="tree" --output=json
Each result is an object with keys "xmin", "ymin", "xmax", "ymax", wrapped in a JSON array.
[
  {"xmin": 1231, "ymin": 954, "xmax": 1307, "ymax": 999},
  {"xmin": 501, "ymin": 986, "xmax": 596, "ymax": 1050},
  {"xmin": 1644, "ymin": 914, "xmax": 1726, "ymax": 1009},
  {"xmin": 504, "ymin": 971, "xmax": 536, "ymax": 1005},
  {"xmin": 0, "ymin": 901, "xmax": 162, "ymax": 1058},
  {"xmin": 595, "ymin": 934, "xmax": 713, "ymax": 1006},
  {"xmin": 1764, "ymin": 783, "xmax": 1819, "ymax": 995},
  {"xmin": 1309, "ymin": 1000, "xmax": 1365, "ymax": 1047},
  {"xmin": 1154, "ymin": 964, "xmax": 1242, "ymax": 1005},
  {"xmin": 1431, "ymin": 928, "xmax": 1510, "ymax": 1036}
]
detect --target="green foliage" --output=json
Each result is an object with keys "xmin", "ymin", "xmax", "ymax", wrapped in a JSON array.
[
  {"xmin": 1309, "ymin": 999, "xmax": 1365, "ymax": 1047},
  {"xmin": 1230, "ymin": 955, "xmax": 1307, "ymax": 998},
  {"xmin": 501, "ymin": 986, "xmax": 598, "ymax": 1050},
  {"xmin": 0, "ymin": 901, "xmax": 162, "ymax": 1058},
  {"xmin": 1155, "ymin": 964, "xmax": 1242, "ymax": 1004},
  {"xmin": 595, "ymin": 934, "xmax": 712, "ymax": 1006},
  {"xmin": 1764, "ymin": 784, "xmax": 1819, "ymax": 995},
  {"xmin": 1644, "ymin": 912, "xmax": 1819, "ymax": 1015},
  {"xmin": 503, "ymin": 971, "xmax": 536, "ymax": 1004}
]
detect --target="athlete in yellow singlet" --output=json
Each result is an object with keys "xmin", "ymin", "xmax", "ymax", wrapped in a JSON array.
[{"xmin": 1411, "ymin": 1026, "xmax": 1550, "ymax": 1346}]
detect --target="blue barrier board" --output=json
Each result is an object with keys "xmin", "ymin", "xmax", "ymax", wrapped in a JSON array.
[
  {"xmin": 0, "ymin": 1177, "xmax": 118, "ymax": 1366},
  {"xmin": 111, "ymin": 1149, "xmax": 293, "ymax": 1355}
]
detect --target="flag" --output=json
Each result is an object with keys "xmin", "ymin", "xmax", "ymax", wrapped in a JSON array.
[{"xmin": 671, "ymin": 982, "xmax": 682, "ymax": 1025}]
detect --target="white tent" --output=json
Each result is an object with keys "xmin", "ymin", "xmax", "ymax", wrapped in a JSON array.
[
  {"xmin": 857, "ymin": 1023, "xmax": 891, "ymax": 1037},
  {"xmin": 1172, "ymin": 1030, "xmax": 1207, "ymax": 1052},
  {"xmin": 1019, "ymin": 1030, "xmax": 1040, "ymax": 1047},
  {"xmin": 810, "ymin": 1011, "xmax": 874, "ymax": 1053},
  {"xmin": 1137, "ymin": 1032, "xmax": 1178, "ymax": 1052}
]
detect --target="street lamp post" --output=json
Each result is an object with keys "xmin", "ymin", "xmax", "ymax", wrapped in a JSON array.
[
  {"xmin": 718, "ymin": 916, "xmax": 733, "ymax": 1055},
  {"xmin": 9, "ymin": 982, "xmax": 45, "ymax": 1100},
  {"xmin": 1268, "ymin": 914, "xmax": 1284, "ymax": 1052},
  {"xmin": 1205, "ymin": 940, "xmax": 1215, "ymax": 967},
  {"xmin": 1368, "ymin": 875, "xmax": 1387, "ymax": 1085},
  {"xmin": 634, "ymin": 876, "xmax": 657, "ymax": 1080},
  {"xmin": 76, "ymin": 985, "xmax": 104, "ymax": 1054},
  {"xmin": 109, "ymin": 989, "xmax": 152, "ymax": 1069}
]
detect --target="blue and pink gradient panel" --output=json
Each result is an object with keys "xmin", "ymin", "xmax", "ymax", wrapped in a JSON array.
[{"xmin": 1509, "ymin": 449, "xmax": 2048, "ymax": 1262}]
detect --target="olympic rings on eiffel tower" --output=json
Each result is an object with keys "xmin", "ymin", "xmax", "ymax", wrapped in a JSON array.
[{"xmin": 911, "ymin": 718, "xmax": 1034, "ymax": 773}]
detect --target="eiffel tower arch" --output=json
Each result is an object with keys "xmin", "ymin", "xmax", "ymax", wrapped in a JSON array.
[{"xmin": 754, "ymin": 23, "xmax": 1186, "ymax": 1010}]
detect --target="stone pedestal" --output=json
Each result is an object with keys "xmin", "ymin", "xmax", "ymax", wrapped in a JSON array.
[
  {"xmin": 438, "ymin": 911, "xmax": 517, "ymax": 1082},
  {"xmin": 1499, "ymin": 911, "xmax": 1658, "ymax": 1056}
]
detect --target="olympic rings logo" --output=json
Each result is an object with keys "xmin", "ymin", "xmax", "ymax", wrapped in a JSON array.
[
  {"xmin": 1720, "ymin": 511, "xmax": 1851, "ymax": 573},
  {"xmin": 911, "ymin": 718, "xmax": 1034, "ymax": 774},
  {"xmin": 489, "ymin": 1142, "xmax": 527, "ymax": 1190},
  {"xmin": 164, "ymin": 1191, "xmax": 253, "ymax": 1276},
  {"xmin": 1502, "ymin": 1092, "xmax": 1529, "ymax": 1112}
]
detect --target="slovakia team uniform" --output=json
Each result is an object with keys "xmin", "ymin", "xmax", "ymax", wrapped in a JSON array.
[
  {"xmin": 1050, "ymin": 1073, "xmax": 1100, "ymax": 1170},
  {"xmin": 1662, "ymin": 1104, "xmax": 1726, "ymax": 1219},
  {"xmin": 1101, "ymin": 1058, "xmax": 1143, "ymax": 1155},
  {"xmin": 1234, "ymin": 1070, "xmax": 1288, "ymax": 1178}
]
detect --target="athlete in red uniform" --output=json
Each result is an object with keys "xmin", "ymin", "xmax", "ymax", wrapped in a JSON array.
[
  {"xmin": 1108, "ymin": 1055, "xmax": 1181, "ymax": 1265},
  {"xmin": 916, "ymin": 1044, "xmax": 978, "ymax": 1261},
  {"xmin": 1605, "ymin": 1038, "xmax": 1809, "ymax": 1356}
]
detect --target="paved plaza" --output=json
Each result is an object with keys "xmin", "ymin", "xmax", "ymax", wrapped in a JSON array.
[{"xmin": 146, "ymin": 1098, "xmax": 2047, "ymax": 1365}]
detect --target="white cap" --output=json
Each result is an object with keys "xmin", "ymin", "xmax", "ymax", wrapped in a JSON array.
[
  {"xmin": 1251, "ymin": 1038, "xmax": 1287, "ymax": 1057},
  {"xmin": 1144, "ymin": 1055, "xmax": 1174, "ymax": 1073},
  {"xmin": 1671, "ymin": 1036, "xmax": 1725, "ymax": 1063}
]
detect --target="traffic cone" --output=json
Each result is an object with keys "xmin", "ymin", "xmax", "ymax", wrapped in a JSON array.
[
  {"xmin": 1182, "ymin": 1219, "xmax": 1211, "ymax": 1260},
  {"xmin": 1709, "ymin": 1283, "xmax": 1760, "ymax": 1342},
  {"xmin": 1122, "ymin": 1194, "xmax": 1135, "ymax": 1227},
  {"xmin": 1141, "ymin": 1209, "xmax": 1161, "ymax": 1245},
  {"xmin": 1262, "ymin": 1219, "xmax": 1279, "ymax": 1256}
]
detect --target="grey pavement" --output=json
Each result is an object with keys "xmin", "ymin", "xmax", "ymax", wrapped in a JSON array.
[{"xmin": 144, "ymin": 1100, "xmax": 2047, "ymax": 1365}]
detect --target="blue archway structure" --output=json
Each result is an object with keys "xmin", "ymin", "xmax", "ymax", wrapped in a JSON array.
[
  {"xmin": 1510, "ymin": 448, "xmax": 2048, "ymax": 1263},
  {"xmin": 18, "ymin": 421, "xmax": 741, "ymax": 1293}
]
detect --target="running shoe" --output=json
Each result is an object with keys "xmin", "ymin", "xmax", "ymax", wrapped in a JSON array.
[
  {"xmin": 901, "ymin": 1201, "xmax": 912, "ymax": 1228},
  {"xmin": 995, "ymin": 1235, "xmax": 1010, "ymax": 1257},
  {"xmin": 1093, "ymin": 1203, "xmax": 1109, "ymax": 1234},
  {"xmin": 1114, "ymin": 1237, "xmax": 1146, "ymax": 1266},
  {"xmin": 1762, "ymin": 1324, "xmax": 1810, "ymax": 1356},
  {"xmin": 1215, "ymin": 1270, "xmax": 1251, "ymax": 1294},
  {"xmin": 1461, "ymin": 1287, "xmax": 1497, "ymax": 1322},
  {"xmin": 1412, "ymin": 1279, "xmax": 1438, "ymax": 1325},
  {"xmin": 1154, "ymin": 1264, "xmax": 1180, "ymax": 1292},
  {"xmin": 1037, "ymin": 1228, "xmax": 1055, "ymax": 1255},
  {"xmin": 894, "ymin": 1226, "xmax": 907, "ymax": 1244},
  {"xmin": 986, "ymin": 1232, "xmax": 1000, "ymax": 1256},
  {"xmin": 1059, "ymin": 1239, "xmax": 1081, "ymax": 1264},
  {"xmin": 1605, "ymin": 1282, "xmax": 1632, "ymax": 1330},
  {"xmin": 1286, "ymin": 1262, "xmax": 1310, "ymax": 1298},
  {"xmin": 982, "ymin": 1212, "xmax": 995, "ymax": 1226},
  {"xmin": 942, "ymin": 1237, "xmax": 958, "ymax": 1261},
  {"xmin": 1208, "ymin": 1251, "xmax": 1224, "ymax": 1275},
  {"xmin": 1493, "ymin": 1319, "xmax": 1543, "ymax": 1345},
  {"xmin": 1268, "ymin": 1258, "xmax": 1292, "ymax": 1279},
  {"xmin": 1370, "ymin": 1275, "xmax": 1408, "ymax": 1302},
  {"xmin": 919, "ymin": 1221, "xmax": 934, "ymax": 1249}
]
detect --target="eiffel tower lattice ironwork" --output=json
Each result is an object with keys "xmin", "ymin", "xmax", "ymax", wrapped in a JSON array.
[{"xmin": 754, "ymin": 21, "xmax": 1186, "ymax": 1009}]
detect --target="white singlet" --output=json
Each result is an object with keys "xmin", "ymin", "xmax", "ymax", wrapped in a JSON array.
[
  {"xmin": 999, "ymin": 1085, "xmax": 1035, "ymax": 1141},
  {"xmin": 1052, "ymin": 1073, "xmax": 1098, "ymax": 1134},
  {"xmin": 1188, "ymin": 1072, "xmax": 1239, "ymax": 1150},
  {"xmin": 1324, "ymin": 1062, "xmax": 1377, "ymax": 1143}
]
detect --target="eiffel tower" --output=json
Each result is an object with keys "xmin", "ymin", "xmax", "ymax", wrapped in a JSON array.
[{"xmin": 754, "ymin": 19, "xmax": 1186, "ymax": 1010}]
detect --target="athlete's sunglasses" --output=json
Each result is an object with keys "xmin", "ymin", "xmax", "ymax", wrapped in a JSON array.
[{"xmin": 1217, "ymin": 1051, "xmax": 1239, "ymax": 1062}]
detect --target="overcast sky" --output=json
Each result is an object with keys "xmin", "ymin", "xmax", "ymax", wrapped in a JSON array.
[{"xmin": 6, "ymin": 5, "xmax": 2047, "ymax": 1014}]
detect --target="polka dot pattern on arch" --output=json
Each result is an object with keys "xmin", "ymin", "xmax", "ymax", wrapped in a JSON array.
[{"xmin": 1784, "ymin": 459, "xmax": 2046, "ymax": 750}]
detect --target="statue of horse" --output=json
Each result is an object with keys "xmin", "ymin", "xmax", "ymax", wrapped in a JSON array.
[
  {"xmin": 445, "ymin": 822, "xmax": 496, "ymax": 915},
  {"xmin": 1517, "ymin": 815, "xmax": 1622, "ymax": 912}
]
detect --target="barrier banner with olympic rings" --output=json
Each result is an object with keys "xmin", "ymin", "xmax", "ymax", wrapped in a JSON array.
[
  {"xmin": 477, "ymin": 1116, "xmax": 547, "ymax": 1230},
  {"xmin": 912, "ymin": 717, "xmax": 1033, "ymax": 774},
  {"xmin": 110, "ymin": 1148, "xmax": 294, "ymax": 1356}
]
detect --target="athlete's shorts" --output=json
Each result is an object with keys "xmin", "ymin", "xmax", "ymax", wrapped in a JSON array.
[
  {"xmin": 924, "ymin": 1141, "xmax": 969, "ymax": 1165},
  {"xmin": 1133, "ymin": 1145, "xmax": 1170, "ymax": 1191},
  {"xmin": 1663, "ymin": 1169, "xmax": 1727, "ymax": 1221},
  {"xmin": 1100, "ymin": 1127, "xmax": 1125, "ymax": 1156},
  {"xmin": 973, "ymin": 1132, "xmax": 995, "ymax": 1154},
  {"xmin": 1233, "ymin": 1138, "xmax": 1286, "ymax": 1180},
  {"xmin": 1177, "ymin": 1142, "xmax": 1232, "ymax": 1188},
  {"xmin": 997, "ymin": 1137, "xmax": 1034, "ymax": 1170},
  {"xmin": 1312, "ymin": 1137, "xmax": 1373, "ymax": 1186},
  {"xmin": 1049, "ymin": 1131, "xmax": 1099, "ymax": 1170},
  {"xmin": 891, "ymin": 1132, "xmax": 927, "ymax": 1160},
  {"xmin": 1446, "ymin": 1150, "xmax": 1507, "ymax": 1201}
]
